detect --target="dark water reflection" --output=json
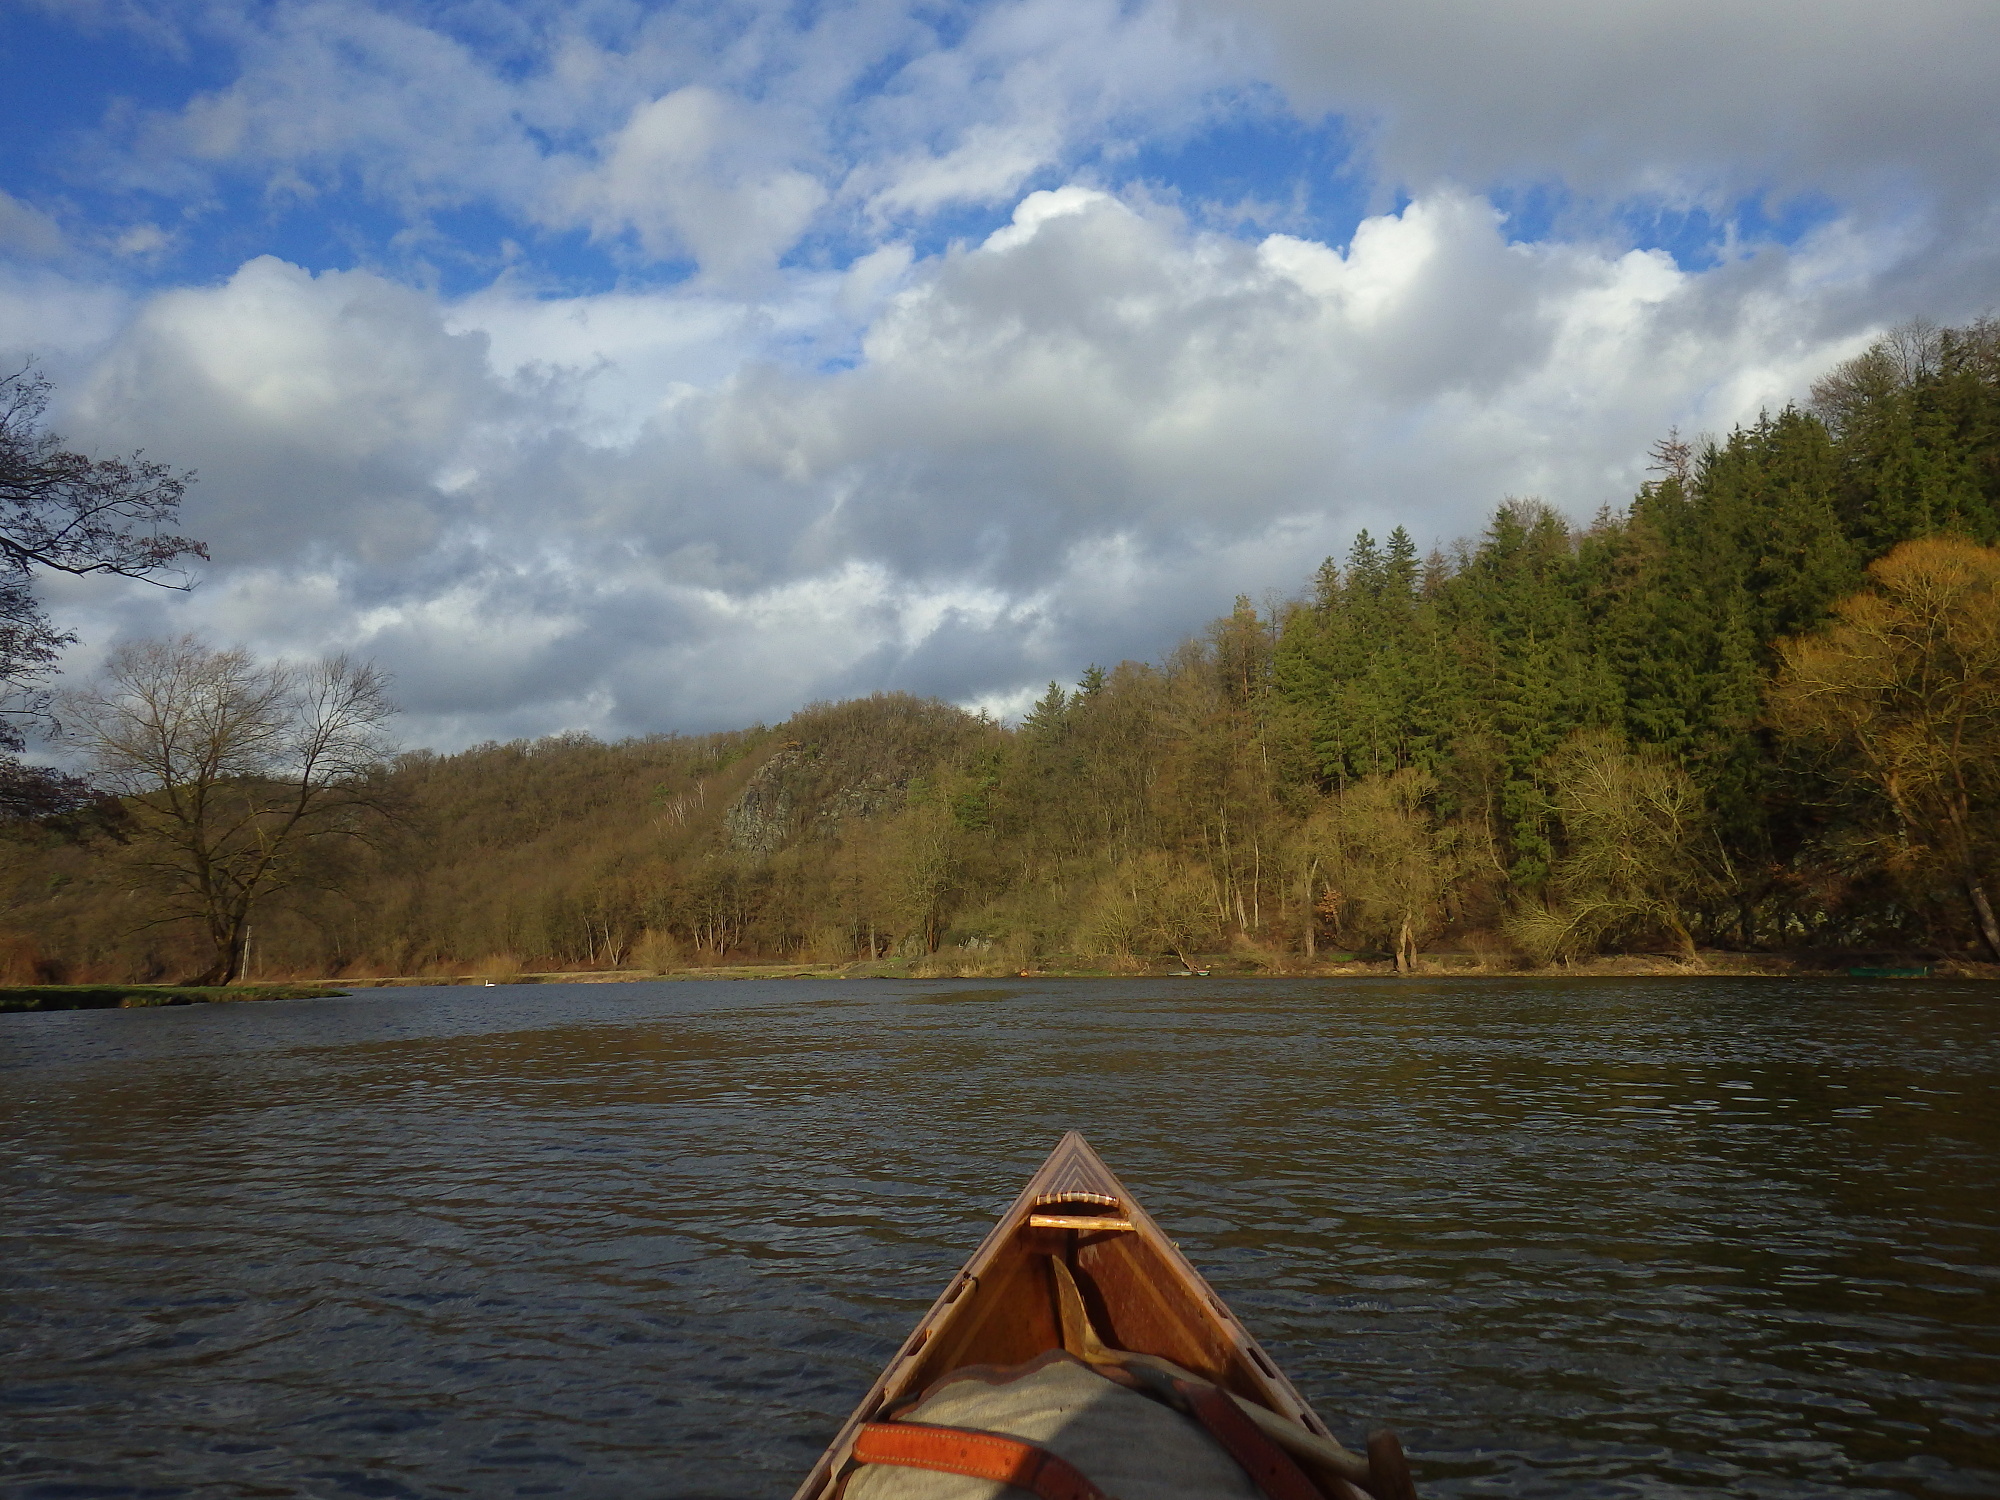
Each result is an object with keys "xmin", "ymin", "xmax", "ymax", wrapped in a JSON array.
[{"xmin": 3, "ymin": 978, "xmax": 1997, "ymax": 1499}]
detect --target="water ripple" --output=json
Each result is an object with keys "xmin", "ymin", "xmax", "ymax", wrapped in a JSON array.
[{"xmin": 3, "ymin": 978, "xmax": 1997, "ymax": 1498}]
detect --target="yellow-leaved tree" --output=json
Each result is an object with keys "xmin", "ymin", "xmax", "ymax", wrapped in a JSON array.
[
  {"xmin": 1304, "ymin": 769, "xmax": 1469, "ymax": 973},
  {"xmin": 1769, "ymin": 536, "xmax": 2000, "ymax": 957},
  {"xmin": 1078, "ymin": 852, "xmax": 1218, "ymax": 970},
  {"xmin": 1507, "ymin": 731, "xmax": 1712, "ymax": 964}
]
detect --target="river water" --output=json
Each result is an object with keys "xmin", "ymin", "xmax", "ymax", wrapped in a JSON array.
[{"xmin": 3, "ymin": 978, "xmax": 1997, "ymax": 1500}]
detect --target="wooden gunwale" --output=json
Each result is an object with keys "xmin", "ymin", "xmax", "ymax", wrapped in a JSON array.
[{"xmin": 792, "ymin": 1131, "xmax": 1361, "ymax": 1500}]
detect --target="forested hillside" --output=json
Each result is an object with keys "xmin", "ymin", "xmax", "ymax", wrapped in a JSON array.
[{"xmin": 6, "ymin": 319, "xmax": 1999, "ymax": 981}]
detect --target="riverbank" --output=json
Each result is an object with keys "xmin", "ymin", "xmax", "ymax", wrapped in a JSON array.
[
  {"xmin": 8, "ymin": 950, "xmax": 1985, "ymax": 1011},
  {"xmin": 0, "ymin": 983, "xmax": 338, "ymax": 1012},
  {"xmin": 263, "ymin": 948, "xmax": 1999, "ymax": 989}
]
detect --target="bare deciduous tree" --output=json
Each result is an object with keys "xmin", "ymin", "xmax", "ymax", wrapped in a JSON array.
[
  {"xmin": 891, "ymin": 797, "xmax": 960, "ymax": 954},
  {"xmin": 1080, "ymin": 851, "xmax": 1218, "ymax": 970},
  {"xmin": 1305, "ymin": 769, "xmax": 1469, "ymax": 972},
  {"xmin": 2, "ymin": 365, "xmax": 203, "ymax": 750},
  {"xmin": 1507, "ymin": 731, "xmax": 1712, "ymax": 964},
  {"xmin": 63, "ymin": 636, "xmax": 396, "ymax": 983}
]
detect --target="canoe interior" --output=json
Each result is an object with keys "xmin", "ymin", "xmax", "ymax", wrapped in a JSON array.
[{"xmin": 795, "ymin": 1133, "xmax": 1338, "ymax": 1500}]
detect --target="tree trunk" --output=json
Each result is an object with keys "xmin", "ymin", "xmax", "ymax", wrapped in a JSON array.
[
  {"xmin": 1395, "ymin": 914, "xmax": 1415, "ymax": 974},
  {"xmin": 1937, "ymin": 795, "xmax": 2000, "ymax": 959},
  {"xmin": 1251, "ymin": 839, "xmax": 1261, "ymax": 930},
  {"xmin": 1968, "ymin": 874, "xmax": 2000, "ymax": 960},
  {"xmin": 1667, "ymin": 912, "xmax": 1698, "ymax": 963},
  {"xmin": 190, "ymin": 910, "xmax": 248, "ymax": 986}
]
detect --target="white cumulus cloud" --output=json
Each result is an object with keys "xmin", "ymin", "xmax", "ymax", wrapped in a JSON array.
[
  {"xmin": 16, "ymin": 183, "xmax": 1913, "ymax": 745},
  {"xmin": 5, "ymin": 0, "xmax": 1993, "ymax": 746}
]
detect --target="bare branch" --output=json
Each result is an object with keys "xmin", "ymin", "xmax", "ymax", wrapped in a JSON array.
[
  {"xmin": 2, "ymin": 363, "xmax": 205, "ymax": 750},
  {"xmin": 61, "ymin": 635, "xmax": 398, "ymax": 984}
]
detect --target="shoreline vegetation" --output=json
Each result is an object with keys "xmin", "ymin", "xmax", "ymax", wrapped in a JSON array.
[
  {"xmin": 7, "ymin": 319, "xmax": 2000, "ymax": 987},
  {"xmin": 0, "ymin": 983, "xmax": 339, "ymax": 1012},
  {"xmin": 1, "ymin": 948, "xmax": 1972, "ymax": 1011}
]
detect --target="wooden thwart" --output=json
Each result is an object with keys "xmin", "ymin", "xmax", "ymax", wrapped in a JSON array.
[
  {"xmin": 1027, "ymin": 1214, "xmax": 1135, "ymax": 1232},
  {"xmin": 792, "ymin": 1132, "xmax": 1417, "ymax": 1500}
]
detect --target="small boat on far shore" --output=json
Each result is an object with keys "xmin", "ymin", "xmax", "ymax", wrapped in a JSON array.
[{"xmin": 794, "ymin": 1133, "xmax": 1417, "ymax": 1500}]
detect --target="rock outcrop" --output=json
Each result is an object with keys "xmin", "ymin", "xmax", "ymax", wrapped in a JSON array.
[{"xmin": 722, "ymin": 743, "xmax": 801, "ymax": 856}]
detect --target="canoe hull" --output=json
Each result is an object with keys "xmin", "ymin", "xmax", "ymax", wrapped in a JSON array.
[{"xmin": 794, "ymin": 1133, "xmax": 1350, "ymax": 1500}]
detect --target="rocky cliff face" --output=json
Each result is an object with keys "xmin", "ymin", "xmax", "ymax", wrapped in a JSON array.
[
  {"xmin": 722, "ymin": 745, "xmax": 914, "ymax": 856},
  {"xmin": 721, "ymin": 694, "xmax": 987, "ymax": 858},
  {"xmin": 722, "ymin": 744, "xmax": 801, "ymax": 856}
]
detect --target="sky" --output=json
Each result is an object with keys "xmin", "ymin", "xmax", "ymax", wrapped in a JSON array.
[{"xmin": 3, "ymin": 0, "xmax": 1997, "ymax": 750}]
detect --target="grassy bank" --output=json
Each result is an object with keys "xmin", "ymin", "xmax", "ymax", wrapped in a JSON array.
[
  {"xmin": 0, "ymin": 983, "xmax": 343, "ymax": 1013},
  {"xmin": 8, "ymin": 952, "xmax": 1975, "ymax": 1012},
  {"xmin": 283, "ymin": 948, "xmax": 1985, "ymax": 988}
]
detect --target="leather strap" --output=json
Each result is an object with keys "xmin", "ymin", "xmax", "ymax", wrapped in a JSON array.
[
  {"xmin": 852, "ymin": 1421, "xmax": 1116, "ymax": 1500},
  {"xmin": 853, "ymin": 1382, "xmax": 1333, "ymax": 1500},
  {"xmin": 1170, "ymin": 1380, "xmax": 1326, "ymax": 1500}
]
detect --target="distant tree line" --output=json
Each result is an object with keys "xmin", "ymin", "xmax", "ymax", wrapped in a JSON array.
[{"xmin": 5, "ymin": 319, "xmax": 1999, "ymax": 980}]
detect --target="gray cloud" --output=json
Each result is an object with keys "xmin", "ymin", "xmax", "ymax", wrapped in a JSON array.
[
  {"xmin": 0, "ymin": 190, "xmax": 67, "ymax": 259},
  {"xmin": 1211, "ymin": 0, "xmax": 2000, "ymax": 221},
  {"xmin": 71, "ymin": 258, "xmax": 504, "ymax": 568}
]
